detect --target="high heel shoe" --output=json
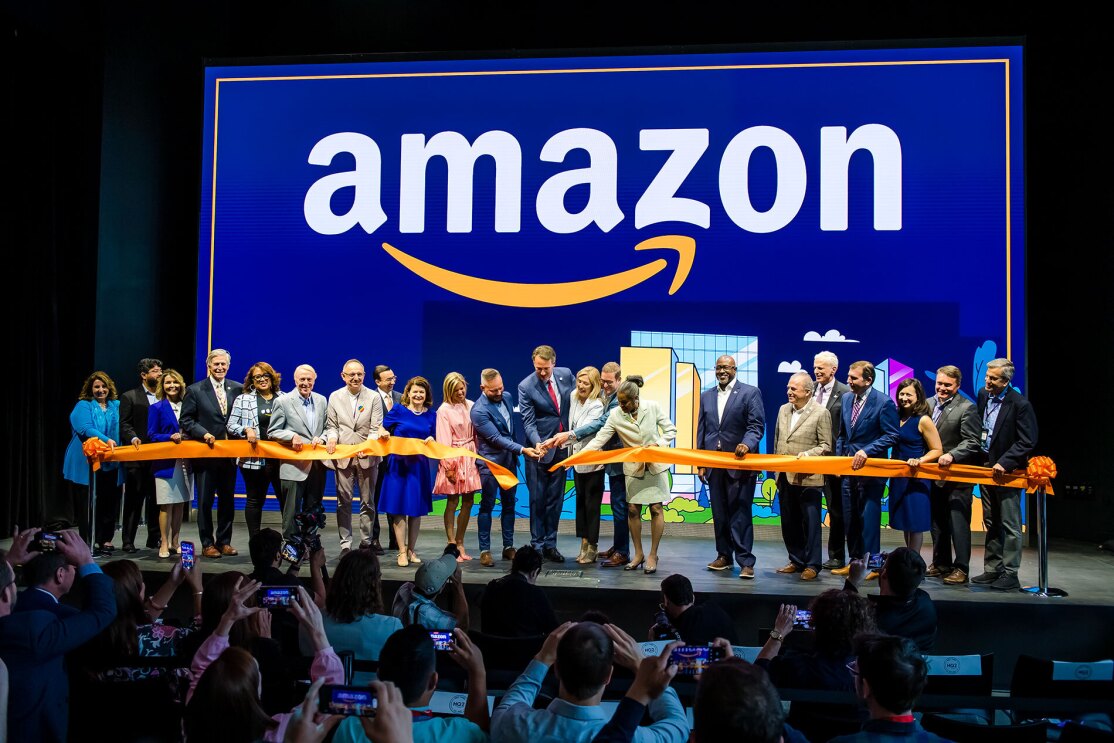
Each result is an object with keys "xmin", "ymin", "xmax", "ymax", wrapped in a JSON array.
[
  {"xmin": 644, "ymin": 556, "xmax": 658, "ymax": 575},
  {"xmin": 624, "ymin": 557, "xmax": 646, "ymax": 571},
  {"xmin": 397, "ymin": 552, "xmax": 409, "ymax": 567},
  {"xmin": 407, "ymin": 551, "xmax": 422, "ymax": 564}
]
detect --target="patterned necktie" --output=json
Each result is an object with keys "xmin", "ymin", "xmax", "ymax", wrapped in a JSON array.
[
  {"xmin": 815, "ymin": 385, "xmax": 825, "ymax": 407},
  {"xmin": 850, "ymin": 394, "xmax": 865, "ymax": 427},
  {"xmin": 932, "ymin": 399, "xmax": 944, "ymax": 425},
  {"xmin": 547, "ymin": 379, "xmax": 563, "ymax": 432},
  {"xmin": 384, "ymin": 393, "xmax": 393, "ymax": 411},
  {"xmin": 216, "ymin": 384, "xmax": 227, "ymax": 416}
]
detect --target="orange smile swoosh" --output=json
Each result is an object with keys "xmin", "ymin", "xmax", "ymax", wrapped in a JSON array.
[{"xmin": 381, "ymin": 235, "xmax": 695, "ymax": 308}]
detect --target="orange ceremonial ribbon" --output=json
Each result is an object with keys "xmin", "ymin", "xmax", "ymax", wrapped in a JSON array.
[
  {"xmin": 1025, "ymin": 456, "xmax": 1057, "ymax": 494},
  {"xmin": 552, "ymin": 446, "xmax": 1056, "ymax": 492},
  {"xmin": 83, "ymin": 437, "xmax": 519, "ymax": 490}
]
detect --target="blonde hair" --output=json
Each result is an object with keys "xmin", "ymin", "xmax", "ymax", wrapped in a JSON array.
[
  {"xmin": 576, "ymin": 366, "xmax": 602, "ymax": 401},
  {"xmin": 442, "ymin": 372, "xmax": 467, "ymax": 405},
  {"xmin": 157, "ymin": 369, "xmax": 187, "ymax": 401}
]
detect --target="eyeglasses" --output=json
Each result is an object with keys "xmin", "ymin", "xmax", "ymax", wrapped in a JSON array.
[
  {"xmin": 715, "ymin": 365, "xmax": 736, "ymax": 371},
  {"xmin": 846, "ymin": 661, "xmax": 860, "ymax": 677},
  {"xmin": 252, "ymin": 375, "xmax": 270, "ymax": 381}
]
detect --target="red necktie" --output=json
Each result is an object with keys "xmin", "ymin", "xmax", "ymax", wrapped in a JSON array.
[{"xmin": 547, "ymin": 380, "xmax": 563, "ymax": 432}]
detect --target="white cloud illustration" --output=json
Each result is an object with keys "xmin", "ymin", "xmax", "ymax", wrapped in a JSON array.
[
  {"xmin": 777, "ymin": 360, "xmax": 803, "ymax": 373},
  {"xmin": 802, "ymin": 329, "xmax": 859, "ymax": 343}
]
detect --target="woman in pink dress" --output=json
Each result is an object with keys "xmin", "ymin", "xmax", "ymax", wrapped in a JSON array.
[{"xmin": 433, "ymin": 372, "xmax": 482, "ymax": 561}]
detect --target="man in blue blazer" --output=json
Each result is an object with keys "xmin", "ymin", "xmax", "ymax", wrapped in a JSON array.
[
  {"xmin": 14, "ymin": 553, "xmax": 78, "ymax": 619},
  {"xmin": 1, "ymin": 529, "xmax": 117, "ymax": 743},
  {"xmin": 472, "ymin": 369, "xmax": 543, "ymax": 567},
  {"xmin": 971, "ymin": 358, "xmax": 1038, "ymax": 591},
  {"xmin": 834, "ymin": 361, "xmax": 900, "ymax": 571},
  {"xmin": 180, "ymin": 348, "xmax": 243, "ymax": 557},
  {"xmin": 518, "ymin": 345, "xmax": 574, "ymax": 562},
  {"xmin": 697, "ymin": 355, "xmax": 766, "ymax": 579}
]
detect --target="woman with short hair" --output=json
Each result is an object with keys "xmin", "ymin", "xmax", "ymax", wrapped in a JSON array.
[
  {"xmin": 226, "ymin": 362, "xmax": 285, "ymax": 538},
  {"xmin": 148, "ymin": 369, "xmax": 193, "ymax": 558}
]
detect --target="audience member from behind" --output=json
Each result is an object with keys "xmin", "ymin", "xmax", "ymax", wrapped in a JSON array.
[
  {"xmin": 392, "ymin": 546, "xmax": 469, "ymax": 630},
  {"xmin": 492, "ymin": 621, "xmax": 689, "ymax": 743},
  {"xmin": 333, "ymin": 624, "xmax": 490, "ymax": 743},
  {"xmin": 480, "ymin": 545, "xmax": 558, "ymax": 638},
  {"xmin": 843, "ymin": 548, "xmax": 937, "ymax": 652},
  {"xmin": 650, "ymin": 573, "xmax": 737, "ymax": 645},
  {"xmin": 248, "ymin": 528, "xmax": 300, "ymax": 586},
  {"xmin": 302, "ymin": 548, "xmax": 401, "ymax": 685},
  {"xmin": 78, "ymin": 558, "xmax": 202, "ymax": 681},
  {"xmin": 830, "ymin": 634, "xmax": 945, "ymax": 743},
  {"xmin": 0, "ymin": 529, "xmax": 117, "ymax": 743},
  {"xmin": 693, "ymin": 658, "xmax": 808, "ymax": 743},
  {"xmin": 186, "ymin": 581, "xmax": 343, "ymax": 742},
  {"xmin": 756, "ymin": 589, "xmax": 876, "ymax": 739},
  {"xmin": 16, "ymin": 552, "xmax": 77, "ymax": 618}
]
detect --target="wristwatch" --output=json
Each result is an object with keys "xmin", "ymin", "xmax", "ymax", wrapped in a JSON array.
[{"xmin": 769, "ymin": 630, "xmax": 785, "ymax": 642}]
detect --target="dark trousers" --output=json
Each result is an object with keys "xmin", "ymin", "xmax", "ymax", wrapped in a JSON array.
[
  {"xmin": 607, "ymin": 470, "xmax": 629, "ymax": 556},
  {"xmin": 477, "ymin": 463, "xmax": 516, "ymax": 552},
  {"xmin": 526, "ymin": 457, "xmax": 566, "ymax": 550},
  {"xmin": 930, "ymin": 482, "xmax": 973, "ymax": 572},
  {"xmin": 574, "ymin": 470, "xmax": 605, "ymax": 545},
  {"xmin": 280, "ymin": 464, "xmax": 326, "ymax": 538},
  {"xmin": 68, "ymin": 471, "xmax": 120, "ymax": 546},
  {"xmin": 374, "ymin": 459, "xmax": 396, "ymax": 549},
  {"xmin": 242, "ymin": 463, "xmax": 283, "ymax": 539},
  {"xmin": 122, "ymin": 464, "xmax": 160, "ymax": 548},
  {"xmin": 779, "ymin": 481, "xmax": 823, "ymax": 570},
  {"xmin": 842, "ymin": 475, "xmax": 885, "ymax": 558},
  {"xmin": 980, "ymin": 484, "xmax": 1023, "ymax": 577},
  {"xmin": 824, "ymin": 474, "xmax": 846, "ymax": 561},
  {"xmin": 195, "ymin": 458, "xmax": 237, "ymax": 548},
  {"xmin": 708, "ymin": 469, "xmax": 757, "ymax": 568}
]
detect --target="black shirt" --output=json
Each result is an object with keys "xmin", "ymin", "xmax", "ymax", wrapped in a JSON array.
[
  {"xmin": 480, "ymin": 573, "xmax": 559, "ymax": 637},
  {"xmin": 672, "ymin": 601, "xmax": 738, "ymax": 645}
]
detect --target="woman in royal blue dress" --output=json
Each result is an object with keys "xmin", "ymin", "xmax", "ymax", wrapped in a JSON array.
[
  {"xmin": 376, "ymin": 376, "xmax": 436, "ymax": 567},
  {"xmin": 889, "ymin": 379, "xmax": 943, "ymax": 555}
]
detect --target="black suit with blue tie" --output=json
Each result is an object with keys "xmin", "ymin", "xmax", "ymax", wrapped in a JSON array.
[{"xmin": 518, "ymin": 368, "xmax": 573, "ymax": 554}]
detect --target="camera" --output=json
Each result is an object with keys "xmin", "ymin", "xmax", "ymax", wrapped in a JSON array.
[
  {"xmin": 258, "ymin": 586, "xmax": 297, "ymax": 608},
  {"xmin": 867, "ymin": 552, "xmax": 888, "ymax": 570},
  {"xmin": 430, "ymin": 630, "xmax": 454, "ymax": 651},
  {"xmin": 668, "ymin": 644, "xmax": 727, "ymax": 675},
  {"xmin": 650, "ymin": 604, "xmax": 683, "ymax": 641},
  {"xmin": 30, "ymin": 531, "xmax": 61, "ymax": 553},
  {"xmin": 319, "ymin": 685, "xmax": 377, "ymax": 716},
  {"xmin": 279, "ymin": 511, "xmax": 326, "ymax": 564}
]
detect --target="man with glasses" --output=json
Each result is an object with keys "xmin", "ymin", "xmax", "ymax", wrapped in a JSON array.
[
  {"xmin": 324, "ymin": 359, "xmax": 384, "ymax": 555},
  {"xmin": 697, "ymin": 355, "xmax": 766, "ymax": 579},
  {"xmin": 371, "ymin": 365, "xmax": 403, "ymax": 554},
  {"xmin": 119, "ymin": 357, "xmax": 164, "ymax": 552}
]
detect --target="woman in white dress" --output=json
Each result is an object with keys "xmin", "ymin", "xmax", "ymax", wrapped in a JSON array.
[
  {"xmin": 582, "ymin": 376, "xmax": 676, "ymax": 574},
  {"xmin": 147, "ymin": 369, "xmax": 194, "ymax": 558},
  {"xmin": 568, "ymin": 367, "xmax": 606, "ymax": 564}
]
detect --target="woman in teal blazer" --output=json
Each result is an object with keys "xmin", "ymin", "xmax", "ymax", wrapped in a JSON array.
[{"xmin": 62, "ymin": 371, "xmax": 125, "ymax": 553}]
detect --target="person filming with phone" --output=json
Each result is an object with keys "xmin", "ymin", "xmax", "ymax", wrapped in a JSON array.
[{"xmin": 841, "ymin": 548, "xmax": 937, "ymax": 653}]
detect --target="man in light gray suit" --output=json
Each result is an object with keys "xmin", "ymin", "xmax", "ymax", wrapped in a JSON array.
[
  {"xmin": 772, "ymin": 372, "xmax": 832, "ymax": 580},
  {"xmin": 268, "ymin": 364, "xmax": 329, "ymax": 537},
  {"xmin": 926, "ymin": 365, "xmax": 983, "ymax": 585},
  {"xmin": 324, "ymin": 359, "xmax": 384, "ymax": 554},
  {"xmin": 813, "ymin": 351, "xmax": 851, "ymax": 570}
]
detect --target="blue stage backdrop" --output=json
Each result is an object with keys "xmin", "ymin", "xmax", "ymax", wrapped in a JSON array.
[{"xmin": 197, "ymin": 45, "xmax": 1025, "ymax": 525}]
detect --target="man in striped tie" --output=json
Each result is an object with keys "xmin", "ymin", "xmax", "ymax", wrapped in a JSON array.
[{"xmin": 833, "ymin": 361, "xmax": 900, "ymax": 575}]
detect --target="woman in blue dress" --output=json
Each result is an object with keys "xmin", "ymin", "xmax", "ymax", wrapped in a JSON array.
[
  {"xmin": 889, "ymin": 379, "xmax": 943, "ymax": 555},
  {"xmin": 377, "ymin": 376, "xmax": 437, "ymax": 567}
]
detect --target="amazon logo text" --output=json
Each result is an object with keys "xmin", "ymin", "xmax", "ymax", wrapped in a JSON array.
[{"xmin": 302, "ymin": 125, "xmax": 902, "ymax": 236}]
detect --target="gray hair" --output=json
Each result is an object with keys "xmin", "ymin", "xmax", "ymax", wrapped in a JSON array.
[
  {"xmin": 986, "ymin": 358, "xmax": 1015, "ymax": 381},
  {"xmin": 789, "ymin": 372, "xmax": 815, "ymax": 394},
  {"xmin": 207, "ymin": 348, "xmax": 231, "ymax": 366},
  {"xmin": 293, "ymin": 364, "xmax": 317, "ymax": 377},
  {"xmin": 813, "ymin": 351, "xmax": 839, "ymax": 368},
  {"xmin": 480, "ymin": 368, "xmax": 501, "ymax": 382}
]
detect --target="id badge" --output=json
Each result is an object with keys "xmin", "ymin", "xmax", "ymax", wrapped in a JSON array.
[{"xmin": 980, "ymin": 427, "xmax": 990, "ymax": 451}]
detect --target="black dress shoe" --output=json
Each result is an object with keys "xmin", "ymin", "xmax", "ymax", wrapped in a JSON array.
[
  {"xmin": 971, "ymin": 571, "xmax": 1001, "ymax": 585},
  {"xmin": 821, "ymin": 558, "xmax": 845, "ymax": 570},
  {"xmin": 369, "ymin": 540, "xmax": 385, "ymax": 556},
  {"xmin": 543, "ymin": 547, "xmax": 566, "ymax": 563},
  {"xmin": 122, "ymin": 544, "xmax": 138, "ymax": 554},
  {"xmin": 146, "ymin": 538, "xmax": 162, "ymax": 550}
]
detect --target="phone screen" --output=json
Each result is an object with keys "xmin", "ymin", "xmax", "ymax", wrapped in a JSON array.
[
  {"xmin": 180, "ymin": 541, "xmax": 195, "ymax": 570},
  {"xmin": 669, "ymin": 644, "xmax": 722, "ymax": 675},
  {"xmin": 319, "ymin": 685, "xmax": 377, "ymax": 716},
  {"xmin": 867, "ymin": 552, "xmax": 886, "ymax": 569},
  {"xmin": 430, "ymin": 630, "xmax": 454, "ymax": 651},
  {"xmin": 794, "ymin": 609, "xmax": 813, "ymax": 628},
  {"xmin": 258, "ymin": 586, "xmax": 297, "ymax": 608},
  {"xmin": 35, "ymin": 531, "xmax": 61, "ymax": 552},
  {"xmin": 279, "ymin": 540, "xmax": 304, "ymax": 564}
]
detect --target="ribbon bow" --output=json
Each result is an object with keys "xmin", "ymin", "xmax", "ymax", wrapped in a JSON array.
[
  {"xmin": 1025, "ymin": 456, "xmax": 1057, "ymax": 494},
  {"xmin": 82, "ymin": 438, "xmax": 111, "ymax": 472}
]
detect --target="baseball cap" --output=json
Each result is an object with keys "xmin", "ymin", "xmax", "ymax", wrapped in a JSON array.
[{"xmin": 414, "ymin": 554, "xmax": 457, "ymax": 596}]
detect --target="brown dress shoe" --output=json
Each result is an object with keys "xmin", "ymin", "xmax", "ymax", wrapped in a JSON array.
[
  {"xmin": 502, "ymin": 547, "xmax": 517, "ymax": 561},
  {"xmin": 202, "ymin": 545, "xmax": 222, "ymax": 558},
  {"xmin": 707, "ymin": 556, "xmax": 732, "ymax": 571},
  {"xmin": 600, "ymin": 546, "xmax": 617, "ymax": 559},
  {"xmin": 739, "ymin": 566, "xmax": 755, "ymax": 579},
  {"xmin": 925, "ymin": 564, "xmax": 944, "ymax": 578},
  {"xmin": 800, "ymin": 567, "xmax": 819, "ymax": 581},
  {"xmin": 831, "ymin": 565, "xmax": 851, "ymax": 576},
  {"xmin": 600, "ymin": 552, "xmax": 629, "ymax": 568},
  {"xmin": 220, "ymin": 545, "xmax": 238, "ymax": 556},
  {"xmin": 943, "ymin": 568, "xmax": 969, "ymax": 585},
  {"xmin": 480, "ymin": 551, "xmax": 495, "ymax": 567},
  {"xmin": 776, "ymin": 563, "xmax": 800, "ymax": 574}
]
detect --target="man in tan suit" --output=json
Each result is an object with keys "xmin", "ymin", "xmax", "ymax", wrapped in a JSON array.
[
  {"xmin": 772, "ymin": 372, "xmax": 832, "ymax": 580},
  {"xmin": 324, "ymin": 359, "xmax": 385, "ymax": 554}
]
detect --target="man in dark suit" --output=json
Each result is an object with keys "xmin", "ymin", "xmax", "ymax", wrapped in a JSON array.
[
  {"xmin": 813, "ymin": 351, "xmax": 851, "ymax": 570},
  {"xmin": 180, "ymin": 348, "xmax": 243, "ymax": 558},
  {"xmin": 14, "ymin": 553, "xmax": 78, "ymax": 619},
  {"xmin": 472, "ymin": 369, "xmax": 542, "ymax": 567},
  {"xmin": 119, "ymin": 356, "xmax": 163, "ymax": 552},
  {"xmin": 926, "ymin": 365, "xmax": 983, "ymax": 585},
  {"xmin": 370, "ymin": 364, "xmax": 404, "ymax": 554},
  {"xmin": 518, "ymin": 344, "xmax": 573, "ymax": 562},
  {"xmin": 697, "ymin": 354, "xmax": 766, "ymax": 579},
  {"xmin": 834, "ymin": 361, "xmax": 900, "ymax": 573},
  {"xmin": 1, "ymin": 529, "xmax": 117, "ymax": 743},
  {"xmin": 972, "ymin": 358, "xmax": 1038, "ymax": 591}
]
